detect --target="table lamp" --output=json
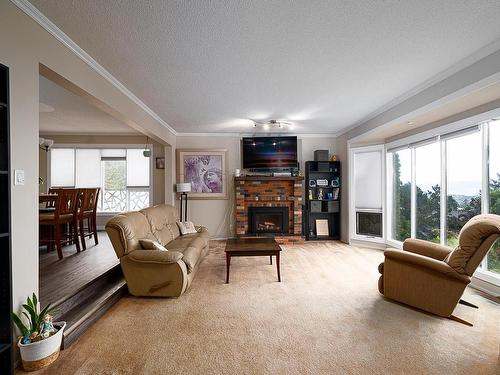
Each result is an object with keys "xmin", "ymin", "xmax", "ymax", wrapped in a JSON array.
[{"xmin": 176, "ymin": 183, "xmax": 191, "ymax": 221}]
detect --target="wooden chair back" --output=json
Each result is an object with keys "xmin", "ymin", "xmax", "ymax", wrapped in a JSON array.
[
  {"xmin": 49, "ymin": 188, "xmax": 80, "ymax": 217},
  {"xmin": 80, "ymin": 188, "xmax": 100, "ymax": 213}
]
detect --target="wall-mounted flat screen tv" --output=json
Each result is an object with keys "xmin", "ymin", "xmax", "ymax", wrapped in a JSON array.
[{"xmin": 242, "ymin": 136, "xmax": 298, "ymax": 169}]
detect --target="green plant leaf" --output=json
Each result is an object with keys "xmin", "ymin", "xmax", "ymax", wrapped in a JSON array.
[
  {"xmin": 32, "ymin": 293, "xmax": 38, "ymax": 313},
  {"xmin": 26, "ymin": 295, "xmax": 33, "ymax": 310},
  {"xmin": 23, "ymin": 304, "xmax": 38, "ymax": 333},
  {"xmin": 11, "ymin": 313, "xmax": 29, "ymax": 337}
]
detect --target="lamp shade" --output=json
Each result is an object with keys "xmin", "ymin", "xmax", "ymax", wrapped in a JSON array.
[{"xmin": 176, "ymin": 182, "xmax": 192, "ymax": 193}]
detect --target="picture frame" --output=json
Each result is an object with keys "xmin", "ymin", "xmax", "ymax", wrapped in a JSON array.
[
  {"xmin": 316, "ymin": 219, "xmax": 329, "ymax": 237},
  {"xmin": 155, "ymin": 157, "xmax": 165, "ymax": 169},
  {"xmin": 176, "ymin": 149, "xmax": 227, "ymax": 199}
]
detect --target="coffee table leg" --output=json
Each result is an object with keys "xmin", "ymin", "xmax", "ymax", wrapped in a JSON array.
[
  {"xmin": 276, "ymin": 251, "xmax": 281, "ymax": 282},
  {"xmin": 270, "ymin": 255, "xmax": 272, "ymax": 265},
  {"xmin": 226, "ymin": 253, "xmax": 231, "ymax": 284}
]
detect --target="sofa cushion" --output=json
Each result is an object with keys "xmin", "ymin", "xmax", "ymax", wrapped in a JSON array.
[
  {"xmin": 139, "ymin": 239, "xmax": 168, "ymax": 251},
  {"xmin": 177, "ymin": 221, "xmax": 197, "ymax": 235},
  {"xmin": 140, "ymin": 204, "xmax": 181, "ymax": 246}
]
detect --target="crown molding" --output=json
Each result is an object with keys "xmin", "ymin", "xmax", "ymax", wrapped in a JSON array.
[
  {"xmin": 11, "ymin": 0, "xmax": 178, "ymax": 136},
  {"xmin": 338, "ymin": 37, "xmax": 500, "ymax": 138}
]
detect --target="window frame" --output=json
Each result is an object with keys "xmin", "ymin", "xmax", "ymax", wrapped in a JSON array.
[
  {"xmin": 47, "ymin": 144, "xmax": 153, "ymax": 215},
  {"xmin": 385, "ymin": 107, "xmax": 500, "ymax": 287},
  {"xmin": 349, "ymin": 144, "xmax": 386, "ymax": 244}
]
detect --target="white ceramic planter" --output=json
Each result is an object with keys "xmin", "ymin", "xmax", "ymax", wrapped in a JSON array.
[{"xmin": 18, "ymin": 322, "xmax": 66, "ymax": 372}]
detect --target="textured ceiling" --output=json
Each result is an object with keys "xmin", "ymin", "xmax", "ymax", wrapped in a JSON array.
[
  {"xmin": 29, "ymin": 0, "xmax": 500, "ymax": 134},
  {"xmin": 39, "ymin": 76, "xmax": 138, "ymax": 134}
]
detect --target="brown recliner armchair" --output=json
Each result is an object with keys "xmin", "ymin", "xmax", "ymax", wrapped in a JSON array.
[{"xmin": 378, "ymin": 214, "xmax": 500, "ymax": 323}]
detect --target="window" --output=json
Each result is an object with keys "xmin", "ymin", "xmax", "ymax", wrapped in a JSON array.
[
  {"xmin": 487, "ymin": 121, "xmax": 500, "ymax": 274},
  {"xmin": 387, "ymin": 119, "xmax": 500, "ymax": 285},
  {"xmin": 50, "ymin": 148, "xmax": 74, "ymax": 187},
  {"xmin": 50, "ymin": 147, "xmax": 151, "ymax": 213},
  {"xmin": 391, "ymin": 149, "xmax": 411, "ymax": 242},
  {"xmin": 445, "ymin": 131, "xmax": 482, "ymax": 246},
  {"xmin": 351, "ymin": 146, "xmax": 384, "ymax": 239},
  {"xmin": 415, "ymin": 142, "xmax": 441, "ymax": 243}
]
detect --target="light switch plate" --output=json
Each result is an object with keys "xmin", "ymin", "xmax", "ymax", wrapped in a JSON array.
[{"xmin": 14, "ymin": 170, "xmax": 25, "ymax": 185}]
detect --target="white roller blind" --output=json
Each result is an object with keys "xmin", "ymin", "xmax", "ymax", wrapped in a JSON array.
[
  {"xmin": 354, "ymin": 150, "xmax": 382, "ymax": 209},
  {"xmin": 126, "ymin": 149, "xmax": 150, "ymax": 187},
  {"xmin": 75, "ymin": 149, "xmax": 101, "ymax": 187},
  {"xmin": 50, "ymin": 148, "xmax": 75, "ymax": 187},
  {"xmin": 101, "ymin": 149, "xmax": 126, "ymax": 158}
]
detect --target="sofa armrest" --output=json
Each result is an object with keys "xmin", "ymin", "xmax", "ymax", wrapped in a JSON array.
[
  {"xmin": 402, "ymin": 238, "xmax": 452, "ymax": 260},
  {"xmin": 127, "ymin": 250, "xmax": 183, "ymax": 264},
  {"xmin": 384, "ymin": 250, "xmax": 469, "ymax": 283}
]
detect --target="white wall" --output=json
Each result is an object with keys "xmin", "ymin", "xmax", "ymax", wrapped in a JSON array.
[
  {"xmin": 0, "ymin": 1, "xmax": 175, "ymax": 313},
  {"xmin": 175, "ymin": 135, "xmax": 336, "ymax": 238}
]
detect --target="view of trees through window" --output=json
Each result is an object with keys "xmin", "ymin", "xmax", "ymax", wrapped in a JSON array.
[
  {"xmin": 488, "ymin": 122, "xmax": 500, "ymax": 273},
  {"xmin": 416, "ymin": 143, "xmax": 441, "ymax": 243},
  {"xmin": 391, "ymin": 150, "xmax": 411, "ymax": 241},
  {"xmin": 390, "ymin": 122, "xmax": 500, "ymax": 277}
]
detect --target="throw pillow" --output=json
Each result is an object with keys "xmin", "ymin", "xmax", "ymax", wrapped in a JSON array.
[
  {"xmin": 177, "ymin": 221, "xmax": 198, "ymax": 235},
  {"xmin": 139, "ymin": 239, "xmax": 168, "ymax": 251}
]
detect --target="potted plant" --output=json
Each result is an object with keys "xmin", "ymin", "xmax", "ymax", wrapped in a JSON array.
[{"xmin": 12, "ymin": 293, "xmax": 66, "ymax": 372}]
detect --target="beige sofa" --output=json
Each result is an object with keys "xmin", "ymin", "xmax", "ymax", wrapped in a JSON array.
[{"xmin": 105, "ymin": 204, "xmax": 209, "ymax": 297}]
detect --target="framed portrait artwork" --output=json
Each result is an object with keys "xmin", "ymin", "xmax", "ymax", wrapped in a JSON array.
[
  {"xmin": 176, "ymin": 149, "xmax": 227, "ymax": 199},
  {"xmin": 156, "ymin": 157, "xmax": 165, "ymax": 169}
]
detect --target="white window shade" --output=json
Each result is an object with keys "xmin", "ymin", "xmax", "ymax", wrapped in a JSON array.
[
  {"xmin": 76, "ymin": 149, "xmax": 101, "ymax": 187},
  {"xmin": 50, "ymin": 148, "xmax": 75, "ymax": 187},
  {"xmin": 354, "ymin": 151, "xmax": 383, "ymax": 210},
  {"xmin": 101, "ymin": 149, "xmax": 126, "ymax": 158},
  {"xmin": 126, "ymin": 149, "xmax": 150, "ymax": 187}
]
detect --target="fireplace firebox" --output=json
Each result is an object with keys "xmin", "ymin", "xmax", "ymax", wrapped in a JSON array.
[{"xmin": 248, "ymin": 207, "xmax": 289, "ymax": 234}]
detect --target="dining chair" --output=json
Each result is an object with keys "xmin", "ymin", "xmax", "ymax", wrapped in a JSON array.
[
  {"xmin": 78, "ymin": 187, "xmax": 100, "ymax": 250},
  {"xmin": 40, "ymin": 188, "xmax": 81, "ymax": 259}
]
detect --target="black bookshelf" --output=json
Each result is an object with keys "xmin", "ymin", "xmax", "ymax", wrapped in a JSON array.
[
  {"xmin": 0, "ymin": 64, "xmax": 13, "ymax": 375},
  {"xmin": 303, "ymin": 161, "xmax": 341, "ymax": 240}
]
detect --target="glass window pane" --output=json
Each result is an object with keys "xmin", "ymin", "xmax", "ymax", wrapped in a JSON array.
[
  {"xmin": 415, "ymin": 142, "xmax": 440, "ymax": 243},
  {"xmin": 391, "ymin": 149, "xmax": 411, "ymax": 242},
  {"xmin": 127, "ymin": 149, "xmax": 150, "ymax": 187},
  {"xmin": 487, "ymin": 121, "xmax": 500, "ymax": 274},
  {"xmin": 50, "ymin": 148, "xmax": 74, "ymax": 187},
  {"xmin": 75, "ymin": 149, "xmax": 101, "ymax": 187},
  {"xmin": 354, "ymin": 150, "xmax": 382, "ymax": 209},
  {"xmin": 101, "ymin": 160, "xmax": 126, "ymax": 212},
  {"xmin": 446, "ymin": 131, "xmax": 482, "ymax": 247}
]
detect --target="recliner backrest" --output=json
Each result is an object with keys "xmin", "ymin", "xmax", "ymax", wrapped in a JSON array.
[{"xmin": 445, "ymin": 214, "xmax": 500, "ymax": 275}]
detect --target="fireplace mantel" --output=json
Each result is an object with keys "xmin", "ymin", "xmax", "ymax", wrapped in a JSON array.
[
  {"xmin": 234, "ymin": 176, "xmax": 304, "ymax": 182},
  {"xmin": 234, "ymin": 176, "xmax": 303, "ymax": 238}
]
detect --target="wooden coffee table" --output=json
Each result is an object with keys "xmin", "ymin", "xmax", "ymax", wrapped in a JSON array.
[{"xmin": 225, "ymin": 238, "xmax": 282, "ymax": 283}]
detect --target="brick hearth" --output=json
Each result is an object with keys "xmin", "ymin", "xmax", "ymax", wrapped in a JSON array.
[{"xmin": 235, "ymin": 176, "xmax": 304, "ymax": 238}]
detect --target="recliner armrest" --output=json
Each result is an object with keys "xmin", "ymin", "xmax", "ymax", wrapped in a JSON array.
[
  {"xmin": 126, "ymin": 250, "xmax": 183, "ymax": 264},
  {"xmin": 384, "ymin": 250, "xmax": 469, "ymax": 283},
  {"xmin": 403, "ymin": 238, "xmax": 452, "ymax": 260}
]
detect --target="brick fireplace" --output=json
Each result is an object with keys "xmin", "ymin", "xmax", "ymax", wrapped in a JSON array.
[{"xmin": 235, "ymin": 176, "xmax": 304, "ymax": 239}]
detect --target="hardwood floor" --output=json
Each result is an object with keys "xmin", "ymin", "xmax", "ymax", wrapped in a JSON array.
[{"xmin": 39, "ymin": 232, "xmax": 119, "ymax": 306}]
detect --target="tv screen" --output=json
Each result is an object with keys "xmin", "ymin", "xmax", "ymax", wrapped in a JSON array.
[{"xmin": 242, "ymin": 136, "xmax": 298, "ymax": 169}]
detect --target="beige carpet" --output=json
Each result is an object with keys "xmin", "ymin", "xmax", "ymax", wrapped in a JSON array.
[{"xmin": 30, "ymin": 241, "xmax": 499, "ymax": 374}]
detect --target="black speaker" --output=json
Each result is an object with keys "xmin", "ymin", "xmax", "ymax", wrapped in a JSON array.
[{"xmin": 314, "ymin": 150, "xmax": 329, "ymax": 161}]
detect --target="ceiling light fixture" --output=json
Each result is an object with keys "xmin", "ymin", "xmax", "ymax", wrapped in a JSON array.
[
  {"xmin": 407, "ymin": 121, "xmax": 415, "ymax": 125},
  {"xmin": 252, "ymin": 119, "xmax": 292, "ymax": 130}
]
